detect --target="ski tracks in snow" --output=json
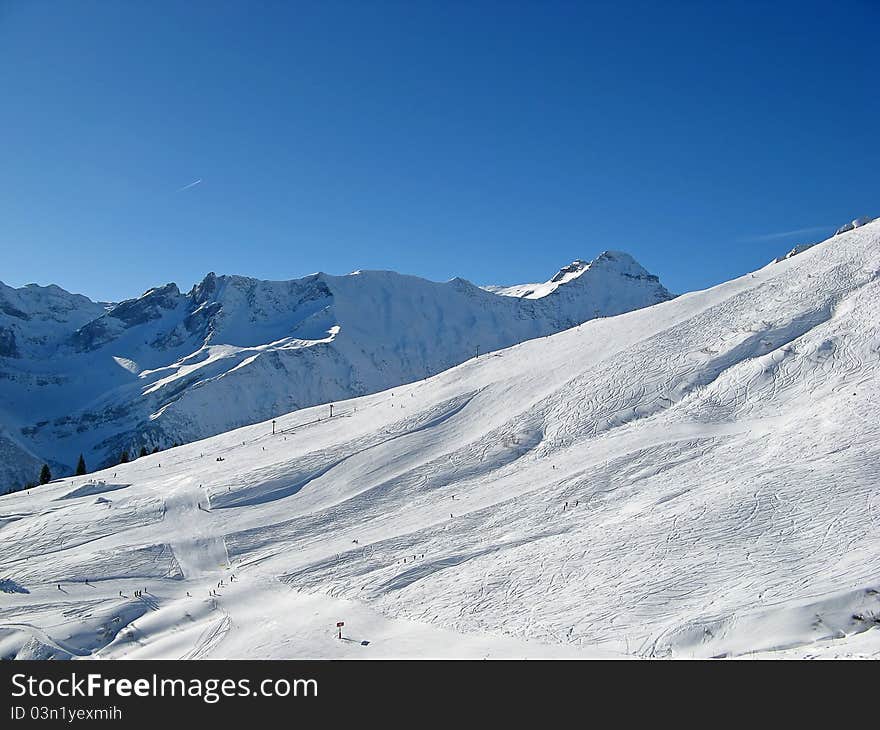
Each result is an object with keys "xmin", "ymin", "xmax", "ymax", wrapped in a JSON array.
[{"xmin": 162, "ymin": 480, "xmax": 230, "ymax": 579}]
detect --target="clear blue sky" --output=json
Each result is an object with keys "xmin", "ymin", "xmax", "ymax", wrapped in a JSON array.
[{"xmin": 1, "ymin": 0, "xmax": 877, "ymax": 302}]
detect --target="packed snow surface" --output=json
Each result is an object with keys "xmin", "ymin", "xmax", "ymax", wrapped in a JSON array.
[{"xmin": 1, "ymin": 221, "xmax": 879, "ymax": 659}]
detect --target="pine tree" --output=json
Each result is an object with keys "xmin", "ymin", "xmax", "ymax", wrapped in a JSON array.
[
  {"xmin": 152, "ymin": 446, "xmax": 160, "ymax": 454},
  {"xmin": 39, "ymin": 464, "xmax": 51, "ymax": 485},
  {"xmin": 119, "ymin": 451, "xmax": 129, "ymax": 464},
  {"xmin": 138, "ymin": 446, "xmax": 148, "ymax": 458},
  {"xmin": 75, "ymin": 454, "xmax": 87, "ymax": 476}
]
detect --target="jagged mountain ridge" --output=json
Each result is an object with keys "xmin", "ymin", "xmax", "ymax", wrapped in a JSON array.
[{"xmin": 0, "ymin": 252, "xmax": 671, "ymax": 487}]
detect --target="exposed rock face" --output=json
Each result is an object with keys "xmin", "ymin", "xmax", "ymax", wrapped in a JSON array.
[
  {"xmin": 835, "ymin": 216, "xmax": 874, "ymax": 236},
  {"xmin": 73, "ymin": 283, "xmax": 182, "ymax": 352},
  {"xmin": 0, "ymin": 327, "xmax": 18, "ymax": 358}
]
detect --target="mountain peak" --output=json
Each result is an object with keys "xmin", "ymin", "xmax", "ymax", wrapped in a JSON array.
[{"xmin": 487, "ymin": 250, "xmax": 667, "ymax": 302}]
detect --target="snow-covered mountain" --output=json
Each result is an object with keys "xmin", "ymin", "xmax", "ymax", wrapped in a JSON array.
[
  {"xmin": 0, "ymin": 219, "xmax": 877, "ymax": 659},
  {"xmin": 0, "ymin": 252, "xmax": 671, "ymax": 489},
  {"xmin": 483, "ymin": 250, "xmax": 665, "ymax": 303}
]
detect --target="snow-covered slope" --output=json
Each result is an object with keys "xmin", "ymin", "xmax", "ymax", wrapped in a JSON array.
[
  {"xmin": 0, "ymin": 220, "xmax": 877, "ymax": 659},
  {"xmin": 773, "ymin": 214, "xmax": 875, "ymax": 263},
  {"xmin": 0, "ymin": 253, "xmax": 671, "ymax": 489}
]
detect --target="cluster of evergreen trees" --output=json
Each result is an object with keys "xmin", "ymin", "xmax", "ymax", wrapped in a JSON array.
[
  {"xmin": 4, "ymin": 461, "xmax": 56, "ymax": 495},
  {"xmin": 3, "ymin": 440, "xmax": 182, "ymax": 495}
]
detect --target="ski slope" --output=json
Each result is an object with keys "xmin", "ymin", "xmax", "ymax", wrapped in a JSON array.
[{"xmin": 1, "ymin": 221, "xmax": 879, "ymax": 659}]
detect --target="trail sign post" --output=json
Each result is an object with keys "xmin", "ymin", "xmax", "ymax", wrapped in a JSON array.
[{"xmin": 336, "ymin": 621, "xmax": 344, "ymax": 639}]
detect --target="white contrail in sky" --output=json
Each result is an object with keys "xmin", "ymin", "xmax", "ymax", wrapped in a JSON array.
[
  {"xmin": 176, "ymin": 179, "xmax": 202, "ymax": 192},
  {"xmin": 740, "ymin": 225, "xmax": 833, "ymax": 242}
]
